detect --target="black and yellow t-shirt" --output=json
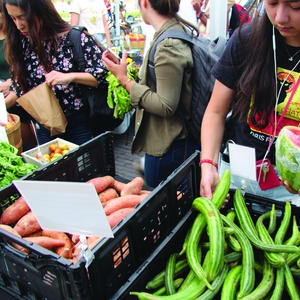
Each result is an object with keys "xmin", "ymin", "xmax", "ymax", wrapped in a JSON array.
[{"xmin": 212, "ymin": 24, "xmax": 300, "ymax": 164}]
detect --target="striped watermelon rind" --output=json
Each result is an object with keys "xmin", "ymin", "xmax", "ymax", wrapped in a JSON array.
[{"xmin": 275, "ymin": 126, "xmax": 300, "ymax": 191}]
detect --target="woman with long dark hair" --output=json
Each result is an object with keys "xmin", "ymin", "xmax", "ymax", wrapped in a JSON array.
[
  {"xmin": 102, "ymin": 0, "xmax": 199, "ymax": 188},
  {"xmin": 2, "ymin": 0, "xmax": 107, "ymax": 145},
  {"xmin": 200, "ymin": 0, "xmax": 300, "ymax": 203}
]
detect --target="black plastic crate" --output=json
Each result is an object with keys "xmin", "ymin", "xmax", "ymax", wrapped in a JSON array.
[
  {"xmin": 0, "ymin": 139, "xmax": 200, "ymax": 299},
  {"xmin": 86, "ymin": 151, "xmax": 200, "ymax": 299},
  {"xmin": 113, "ymin": 192, "xmax": 300, "ymax": 300}
]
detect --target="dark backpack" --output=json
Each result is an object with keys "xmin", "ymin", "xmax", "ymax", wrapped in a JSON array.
[
  {"xmin": 68, "ymin": 26, "xmax": 122, "ymax": 136},
  {"xmin": 148, "ymin": 29, "xmax": 227, "ymax": 143}
]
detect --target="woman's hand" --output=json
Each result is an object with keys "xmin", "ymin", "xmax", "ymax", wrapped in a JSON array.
[
  {"xmin": 102, "ymin": 50, "xmax": 128, "ymax": 84},
  {"xmin": 279, "ymin": 177, "xmax": 300, "ymax": 196},
  {"xmin": 0, "ymin": 79, "xmax": 11, "ymax": 98},
  {"xmin": 45, "ymin": 71, "xmax": 74, "ymax": 87},
  {"xmin": 200, "ymin": 165, "xmax": 220, "ymax": 199}
]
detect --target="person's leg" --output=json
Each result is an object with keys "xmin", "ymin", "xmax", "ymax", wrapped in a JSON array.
[
  {"xmin": 36, "ymin": 111, "xmax": 93, "ymax": 145},
  {"xmin": 144, "ymin": 137, "xmax": 197, "ymax": 188}
]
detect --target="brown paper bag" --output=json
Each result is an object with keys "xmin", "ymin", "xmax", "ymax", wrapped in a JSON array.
[{"xmin": 17, "ymin": 82, "xmax": 67, "ymax": 136}]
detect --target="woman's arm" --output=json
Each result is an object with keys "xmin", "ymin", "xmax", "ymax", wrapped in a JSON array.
[
  {"xmin": 70, "ymin": 12, "xmax": 79, "ymax": 26},
  {"xmin": 4, "ymin": 91, "xmax": 18, "ymax": 109},
  {"xmin": 0, "ymin": 79, "xmax": 11, "ymax": 98},
  {"xmin": 45, "ymin": 71, "xmax": 98, "ymax": 87},
  {"xmin": 200, "ymin": 80, "xmax": 234, "ymax": 198},
  {"xmin": 102, "ymin": 14, "xmax": 112, "ymax": 48},
  {"xmin": 138, "ymin": 43, "xmax": 188, "ymax": 117}
]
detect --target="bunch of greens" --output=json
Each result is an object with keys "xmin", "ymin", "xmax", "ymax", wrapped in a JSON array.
[
  {"xmin": 0, "ymin": 142, "xmax": 38, "ymax": 189},
  {"xmin": 106, "ymin": 62, "xmax": 139, "ymax": 119}
]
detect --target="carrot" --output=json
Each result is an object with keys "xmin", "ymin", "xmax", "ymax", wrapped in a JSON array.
[
  {"xmin": 113, "ymin": 180, "xmax": 126, "ymax": 194},
  {"xmin": 24, "ymin": 236, "xmax": 65, "ymax": 250},
  {"xmin": 0, "ymin": 196, "xmax": 30, "ymax": 225},
  {"xmin": 120, "ymin": 177, "xmax": 144, "ymax": 196},
  {"xmin": 104, "ymin": 194, "xmax": 148, "ymax": 216},
  {"xmin": 86, "ymin": 175, "xmax": 115, "ymax": 193},
  {"xmin": 13, "ymin": 211, "xmax": 41, "ymax": 237},
  {"xmin": 107, "ymin": 207, "xmax": 135, "ymax": 228},
  {"xmin": 98, "ymin": 188, "xmax": 119, "ymax": 207},
  {"xmin": 42, "ymin": 230, "xmax": 73, "ymax": 259}
]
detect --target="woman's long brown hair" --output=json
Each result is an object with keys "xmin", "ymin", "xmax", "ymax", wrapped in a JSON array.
[
  {"xmin": 2, "ymin": 0, "xmax": 71, "ymax": 92},
  {"xmin": 233, "ymin": 13, "xmax": 284, "ymax": 128}
]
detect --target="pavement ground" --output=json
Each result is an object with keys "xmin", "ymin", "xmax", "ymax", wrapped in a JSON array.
[{"xmin": 112, "ymin": 114, "xmax": 144, "ymax": 181}]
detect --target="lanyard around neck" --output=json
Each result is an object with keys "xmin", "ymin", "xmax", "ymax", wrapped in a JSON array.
[{"xmin": 267, "ymin": 75, "xmax": 300, "ymax": 154}]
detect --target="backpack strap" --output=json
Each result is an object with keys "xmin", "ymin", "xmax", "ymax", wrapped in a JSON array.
[
  {"xmin": 68, "ymin": 26, "xmax": 88, "ymax": 72},
  {"xmin": 148, "ymin": 29, "xmax": 226, "ymax": 87}
]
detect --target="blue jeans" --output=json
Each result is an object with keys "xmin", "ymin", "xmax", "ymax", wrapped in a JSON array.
[
  {"xmin": 36, "ymin": 111, "xmax": 93, "ymax": 145},
  {"xmin": 144, "ymin": 137, "xmax": 198, "ymax": 188}
]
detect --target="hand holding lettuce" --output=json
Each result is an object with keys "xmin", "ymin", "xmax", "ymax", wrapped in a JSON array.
[{"xmin": 106, "ymin": 62, "xmax": 139, "ymax": 119}]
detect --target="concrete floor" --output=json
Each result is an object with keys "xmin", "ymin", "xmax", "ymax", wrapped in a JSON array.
[{"xmin": 112, "ymin": 114, "xmax": 144, "ymax": 182}]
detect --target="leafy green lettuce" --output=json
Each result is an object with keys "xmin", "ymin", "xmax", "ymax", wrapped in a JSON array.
[
  {"xmin": 0, "ymin": 142, "xmax": 38, "ymax": 188},
  {"xmin": 106, "ymin": 62, "xmax": 139, "ymax": 119}
]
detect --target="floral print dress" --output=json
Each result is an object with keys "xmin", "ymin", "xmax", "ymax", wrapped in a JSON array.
[{"xmin": 11, "ymin": 30, "xmax": 107, "ymax": 114}]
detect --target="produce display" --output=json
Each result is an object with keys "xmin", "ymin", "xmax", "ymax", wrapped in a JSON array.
[
  {"xmin": 35, "ymin": 141, "xmax": 70, "ymax": 163},
  {"xmin": 130, "ymin": 170, "xmax": 300, "ymax": 299},
  {"xmin": 106, "ymin": 61, "xmax": 139, "ymax": 119},
  {"xmin": 0, "ymin": 175, "xmax": 150, "ymax": 264},
  {"xmin": 0, "ymin": 141, "xmax": 38, "ymax": 188},
  {"xmin": 275, "ymin": 125, "xmax": 300, "ymax": 191}
]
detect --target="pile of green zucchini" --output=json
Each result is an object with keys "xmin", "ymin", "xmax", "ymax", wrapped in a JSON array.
[{"xmin": 130, "ymin": 170, "xmax": 300, "ymax": 299}]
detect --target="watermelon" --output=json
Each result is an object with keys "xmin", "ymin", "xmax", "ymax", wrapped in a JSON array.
[{"xmin": 275, "ymin": 126, "xmax": 300, "ymax": 191}]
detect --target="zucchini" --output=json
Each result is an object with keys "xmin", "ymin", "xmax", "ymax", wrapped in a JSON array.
[
  {"xmin": 284, "ymin": 216, "xmax": 299, "ymax": 246},
  {"xmin": 192, "ymin": 197, "xmax": 225, "ymax": 282},
  {"xmin": 290, "ymin": 266, "xmax": 300, "ymax": 278},
  {"xmin": 286, "ymin": 251, "xmax": 300, "ymax": 266},
  {"xmin": 268, "ymin": 204, "xmax": 277, "ymax": 235},
  {"xmin": 242, "ymin": 258, "xmax": 274, "ymax": 300},
  {"xmin": 221, "ymin": 214, "xmax": 255, "ymax": 298},
  {"xmin": 274, "ymin": 200, "xmax": 291, "ymax": 245},
  {"xmin": 220, "ymin": 264, "xmax": 242, "ymax": 300},
  {"xmin": 226, "ymin": 233, "xmax": 242, "ymax": 253},
  {"xmin": 224, "ymin": 251, "xmax": 242, "ymax": 264},
  {"xmin": 256, "ymin": 211, "xmax": 285, "ymax": 268},
  {"xmin": 233, "ymin": 189, "xmax": 300, "ymax": 254},
  {"xmin": 211, "ymin": 169, "xmax": 231, "ymax": 209},
  {"xmin": 177, "ymin": 269, "xmax": 195, "ymax": 292},
  {"xmin": 223, "ymin": 227, "xmax": 235, "ymax": 236},
  {"xmin": 196, "ymin": 264, "xmax": 229, "ymax": 300},
  {"xmin": 269, "ymin": 267, "xmax": 285, "ymax": 300},
  {"xmin": 165, "ymin": 253, "xmax": 179, "ymax": 295},
  {"xmin": 226, "ymin": 210, "xmax": 236, "ymax": 223},
  {"xmin": 179, "ymin": 226, "xmax": 192, "ymax": 256},
  {"xmin": 130, "ymin": 279, "xmax": 208, "ymax": 300},
  {"xmin": 153, "ymin": 278, "xmax": 184, "ymax": 296},
  {"xmin": 186, "ymin": 212, "xmax": 212, "ymax": 290},
  {"xmin": 146, "ymin": 259, "xmax": 189, "ymax": 290},
  {"xmin": 284, "ymin": 263, "xmax": 300, "ymax": 300}
]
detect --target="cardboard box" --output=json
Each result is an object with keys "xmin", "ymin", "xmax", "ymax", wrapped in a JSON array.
[{"xmin": 21, "ymin": 138, "xmax": 79, "ymax": 167}]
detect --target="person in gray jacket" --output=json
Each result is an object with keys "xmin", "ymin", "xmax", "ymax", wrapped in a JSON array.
[{"xmin": 102, "ymin": 0, "xmax": 198, "ymax": 188}]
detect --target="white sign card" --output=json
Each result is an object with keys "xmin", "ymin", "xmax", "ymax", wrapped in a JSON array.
[
  {"xmin": 0, "ymin": 92, "xmax": 7, "ymax": 126},
  {"xmin": 13, "ymin": 180, "xmax": 114, "ymax": 238},
  {"xmin": 228, "ymin": 143, "xmax": 256, "ymax": 181}
]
